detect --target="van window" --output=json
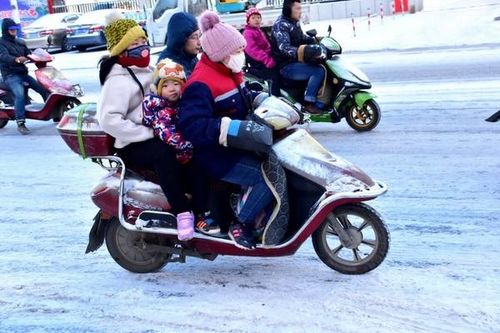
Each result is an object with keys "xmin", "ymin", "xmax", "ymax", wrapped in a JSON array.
[
  {"xmin": 153, "ymin": 0, "xmax": 178, "ymax": 20},
  {"xmin": 187, "ymin": 0, "xmax": 208, "ymax": 17}
]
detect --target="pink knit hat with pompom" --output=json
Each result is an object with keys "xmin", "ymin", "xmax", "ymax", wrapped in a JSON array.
[
  {"xmin": 246, "ymin": 7, "xmax": 261, "ymax": 23},
  {"xmin": 199, "ymin": 10, "xmax": 247, "ymax": 62}
]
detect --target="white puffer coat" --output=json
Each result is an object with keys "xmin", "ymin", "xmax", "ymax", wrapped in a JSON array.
[{"xmin": 97, "ymin": 64, "xmax": 154, "ymax": 148}]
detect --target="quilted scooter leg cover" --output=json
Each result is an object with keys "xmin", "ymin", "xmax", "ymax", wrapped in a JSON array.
[{"xmin": 261, "ymin": 151, "xmax": 290, "ymax": 245}]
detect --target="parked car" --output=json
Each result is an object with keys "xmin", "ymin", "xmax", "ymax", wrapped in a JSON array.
[
  {"xmin": 66, "ymin": 9, "xmax": 146, "ymax": 52},
  {"xmin": 22, "ymin": 12, "xmax": 80, "ymax": 52}
]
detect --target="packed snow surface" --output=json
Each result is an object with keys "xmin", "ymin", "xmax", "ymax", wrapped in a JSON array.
[{"xmin": 1, "ymin": 1, "xmax": 499, "ymax": 332}]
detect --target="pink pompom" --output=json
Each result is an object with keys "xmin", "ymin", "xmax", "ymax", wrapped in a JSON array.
[{"xmin": 199, "ymin": 11, "xmax": 220, "ymax": 32}]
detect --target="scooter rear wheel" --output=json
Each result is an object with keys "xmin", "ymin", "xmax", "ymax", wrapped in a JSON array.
[
  {"xmin": 345, "ymin": 99, "xmax": 381, "ymax": 131},
  {"xmin": 0, "ymin": 119, "xmax": 7, "ymax": 129},
  {"xmin": 312, "ymin": 203, "xmax": 389, "ymax": 274},
  {"xmin": 105, "ymin": 218, "xmax": 171, "ymax": 273}
]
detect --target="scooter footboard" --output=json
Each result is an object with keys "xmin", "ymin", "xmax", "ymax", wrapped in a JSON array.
[{"xmin": 275, "ymin": 180, "xmax": 388, "ymax": 251}]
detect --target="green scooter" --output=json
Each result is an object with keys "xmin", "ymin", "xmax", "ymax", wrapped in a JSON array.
[{"xmin": 245, "ymin": 26, "xmax": 381, "ymax": 132}]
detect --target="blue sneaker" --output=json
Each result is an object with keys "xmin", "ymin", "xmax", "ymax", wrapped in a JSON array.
[
  {"xmin": 229, "ymin": 223, "xmax": 256, "ymax": 250},
  {"xmin": 195, "ymin": 212, "xmax": 220, "ymax": 235}
]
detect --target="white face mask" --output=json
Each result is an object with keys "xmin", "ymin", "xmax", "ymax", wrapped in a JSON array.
[{"xmin": 225, "ymin": 52, "xmax": 246, "ymax": 73}]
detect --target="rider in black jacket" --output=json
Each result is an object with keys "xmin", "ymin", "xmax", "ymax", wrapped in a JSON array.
[
  {"xmin": 271, "ymin": 0, "xmax": 325, "ymax": 114},
  {"xmin": 0, "ymin": 18, "xmax": 49, "ymax": 134}
]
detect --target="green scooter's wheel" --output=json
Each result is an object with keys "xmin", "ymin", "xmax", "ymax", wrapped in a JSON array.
[{"xmin": 345, "ymin": 99, "xmax": 381, "ymax": 131}]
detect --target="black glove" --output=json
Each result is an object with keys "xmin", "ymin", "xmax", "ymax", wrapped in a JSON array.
[
  {"xmin": 303, "ymin": 44, "xmax": 327, "ymax": 64},
  {"xmin": 245, "ymin": 80, "xmax": 265, "ymax": 92},
  {"xmin": 220, "ymin": 118, "xmax": 273, "ymax": 153}
]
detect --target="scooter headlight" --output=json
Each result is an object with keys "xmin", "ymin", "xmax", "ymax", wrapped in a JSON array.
[{"xmin": 72, "ymin": 84, "xmax": 84, "ymax": 97}]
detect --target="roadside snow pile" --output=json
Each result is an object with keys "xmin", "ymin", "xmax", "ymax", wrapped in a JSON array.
[{"xmin": 304, "ymin": 0, "xmax": 500, "ymax": 52}]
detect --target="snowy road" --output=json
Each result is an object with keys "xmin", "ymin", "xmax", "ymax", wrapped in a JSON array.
[{"xmin": 1, "ymin": 46, "xmax": 499, "ymax": 332}]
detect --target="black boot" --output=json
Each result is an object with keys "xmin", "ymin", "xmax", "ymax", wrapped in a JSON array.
[
  {"xmin": 16, "ymin": 120, "xmax": 30, "ymax": 135},
  {"xmin": 302, "ymin": 103, "xmax": 323, "ymax": 115}
]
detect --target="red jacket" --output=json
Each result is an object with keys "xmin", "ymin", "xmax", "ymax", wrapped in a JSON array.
[{"xmin": 178, "ymin": 54, "xmax": 250, "ymax": 178}]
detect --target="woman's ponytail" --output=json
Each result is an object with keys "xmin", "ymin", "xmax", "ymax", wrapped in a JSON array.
[{"xmin": 98, "ymin": 55, "xmax": 119, "ymax": 85}]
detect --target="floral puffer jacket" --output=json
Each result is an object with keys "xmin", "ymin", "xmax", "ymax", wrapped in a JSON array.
[{"xmin": 142, "ymin": 94, "xmax": 193, "ymax": 164}]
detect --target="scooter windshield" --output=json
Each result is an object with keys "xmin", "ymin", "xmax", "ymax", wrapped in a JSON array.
[
  {"xmin": 273, "ymin": 129, "xmax": 376, "ymax": 193},
  {"xmin": 35, "ymin": 67, "xmax": 73, "ymax": 94},
  {"xmin": 327, "ymin": 56, "xmax": 370, "ymax": 85}
]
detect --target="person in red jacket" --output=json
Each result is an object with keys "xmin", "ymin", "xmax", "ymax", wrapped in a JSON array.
[
  {"xmin": 179, "ymin": 11, "xmax": 274, "ymax": 250},
  {"xmin": 243, "ymin": 7, "xmax": 281, "ymax": 96}
]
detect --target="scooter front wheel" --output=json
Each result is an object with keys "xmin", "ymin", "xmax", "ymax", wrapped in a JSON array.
[
  {"xmin": 312, "ymin": 203, "xmax": 389, "ymax": 274},
  {"xmin": 0, "ymin": 119, "xmax": 8, "ymax": 129},
  {"xmin": 345, "ymin": 99, "xmax": 381, "ymax": 131},
  {"xmin": 105, "ymin": 218, "xmax": 171, "ymax": 273}
]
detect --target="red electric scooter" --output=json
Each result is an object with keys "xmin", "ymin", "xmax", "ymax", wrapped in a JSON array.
[
  {"xmin": 57, "ymin": 100, "xmax": 389, "ymax": 275},
  {"xmin": 0, "ymin": 48, "xmax": 83, "ymax": 129}
]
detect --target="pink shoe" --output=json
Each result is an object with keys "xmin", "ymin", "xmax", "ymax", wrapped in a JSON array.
[{"xmin": 177, "ymin": 211, "xmax": 194, "ymax": 241}]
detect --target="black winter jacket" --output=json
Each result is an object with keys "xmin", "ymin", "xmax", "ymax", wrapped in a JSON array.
[
  {"xmin": 271, "ymin": 15, "xmax": 315, "ymax": 69},
  {"xmin": 0, "ymin": 18, "xmax": 30, "ymax": 78},
  {"xmin": 156, "ymin": 12, "xmax": 199, "ymax": 77}
]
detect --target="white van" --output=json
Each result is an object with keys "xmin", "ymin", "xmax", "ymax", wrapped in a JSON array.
[
  {"xmin": 145, "ymin": 0, "xmax": 310, "ymax": 46},
  {"xmin": 146, "ymin": 0, "xmax": 208, "ymax": 46}
]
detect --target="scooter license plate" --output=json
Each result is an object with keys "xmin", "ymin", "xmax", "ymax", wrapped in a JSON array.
[{"xmin": 72, "ymin": 84, "xmax": 84, "ymax": 97}]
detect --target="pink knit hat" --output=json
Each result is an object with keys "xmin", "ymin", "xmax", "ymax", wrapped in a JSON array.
[
  {"xmin": 199, "ymin": 10, "xmax": 247, "ymax": 62},
  {"xmin": 246, "ymin": 7, "xmax": 261, "ymax": 23}
]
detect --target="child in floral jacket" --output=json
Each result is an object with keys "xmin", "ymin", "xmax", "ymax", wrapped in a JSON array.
[
  {"xmin": 143, "ymin": 60, "xmax": 193, "ymax": 164},
  {"xmin": 143, "ymin": 59, "xmax": 218, "ymax": 238}
]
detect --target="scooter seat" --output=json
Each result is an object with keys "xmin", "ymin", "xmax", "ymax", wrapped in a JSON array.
[
  {"xmin": 126, "ymin": 164, "xmax": 159, "ymax": 184},
  {"xmin": 25, "ymin": 103, "xmax": 45, "ymax": 112}
]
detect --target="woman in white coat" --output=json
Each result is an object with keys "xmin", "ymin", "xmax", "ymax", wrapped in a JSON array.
[{"xmin": 97, "ymin": 11, "xmax": 195, "ymax": 239}]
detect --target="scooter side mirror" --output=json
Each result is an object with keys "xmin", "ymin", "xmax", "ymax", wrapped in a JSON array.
[
  {"xmin": 327, "ymin": 25, "xmax": 332, "ymax": 37},
  {"xmin": 306, "ymin": 29, "xmax": 317, "ymax": 38}
]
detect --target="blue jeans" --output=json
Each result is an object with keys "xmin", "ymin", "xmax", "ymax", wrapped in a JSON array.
[
  {"xmin": 281, "ymin": 62, "xmax": 325, "ymax": 103},
  {"xmin": 221, "ymin": 154, "xmax": 273, "ymax": 225},
  {"xmin": 4, "ymin": 74, "xmax": 49, "ymax": 121}
]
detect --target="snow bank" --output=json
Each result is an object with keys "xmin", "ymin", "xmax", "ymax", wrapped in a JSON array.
[{"xmin": 304, "ymin": 0, "xmax": 500, "ymax": 52}]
